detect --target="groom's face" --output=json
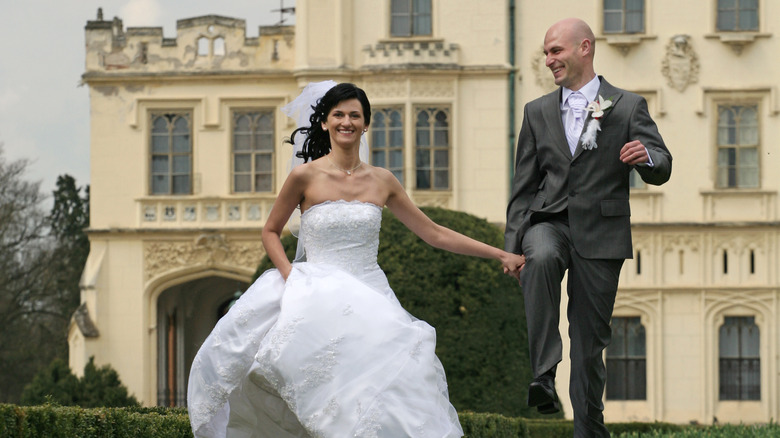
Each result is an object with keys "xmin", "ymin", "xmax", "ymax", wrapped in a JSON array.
[{"xmin": 543, "ymin": 26, "xmax": 586, "ymax": 90}]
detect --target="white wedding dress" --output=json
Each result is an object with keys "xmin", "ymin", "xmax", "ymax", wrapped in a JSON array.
[{"xmin": 187, "ymin": 200, "xmax": 464, "ymax": 438}]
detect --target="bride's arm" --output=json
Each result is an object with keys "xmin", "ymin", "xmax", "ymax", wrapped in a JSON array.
[
  {"xmin": 262, "ymin": 167, "xmax": 308, "ymax": 280},
  {"xmin": 382, "ymin": 171, "xmax": 524, "ymax": 277}
]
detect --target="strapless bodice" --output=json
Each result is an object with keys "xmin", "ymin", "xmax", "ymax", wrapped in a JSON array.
[{"xmin": 299, "ymin": 200, "xmax": 382, "ymax": 275}]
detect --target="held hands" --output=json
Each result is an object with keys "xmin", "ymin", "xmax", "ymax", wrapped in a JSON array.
[
  {"xmin": 501, "ymin": 252, "xmax": 526, "ymax": 282},
  {"xmin": 619, "ymin": 140, "xmax": 649, "ymax": 165}
]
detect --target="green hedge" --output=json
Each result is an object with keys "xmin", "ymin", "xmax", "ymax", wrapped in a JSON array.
[
  {"xmin": 0, "ymin": 404, "xmax": 191, "ymax": 438},
  {"xmin": 5, "ymin": 405, "xmax": 768, "ymax": 437}
]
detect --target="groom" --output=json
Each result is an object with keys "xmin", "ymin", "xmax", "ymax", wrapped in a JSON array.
[{"xmin": 505, "ymin": 18, "xmax": 672, "ymax": 437}]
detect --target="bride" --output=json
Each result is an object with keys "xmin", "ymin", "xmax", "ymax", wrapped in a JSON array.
[{"xmin": 187, "ymin": 81, "xmax": 525, "ymax": 437}]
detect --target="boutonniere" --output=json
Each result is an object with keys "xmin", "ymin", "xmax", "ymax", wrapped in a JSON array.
[{"xmin": 580, "ymin": 95, "xmax": 614, "ymax": 150}]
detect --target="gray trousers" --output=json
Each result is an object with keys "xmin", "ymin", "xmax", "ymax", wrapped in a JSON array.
[{"xmin": 520, "ymin": 217, "xmax": 624, "ymax": 438}]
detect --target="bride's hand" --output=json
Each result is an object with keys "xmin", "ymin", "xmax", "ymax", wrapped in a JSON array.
[{"xmin": 500, "ymin": 252, "xmax": 525, "ymax": 280}]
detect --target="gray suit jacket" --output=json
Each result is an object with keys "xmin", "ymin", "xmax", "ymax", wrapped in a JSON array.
[{"xmin": 505, "ymin": 77, "xmax": 672, "ymax": 259}]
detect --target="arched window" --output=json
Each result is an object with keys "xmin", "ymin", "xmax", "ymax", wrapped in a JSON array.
[{"xmin": 719, "ymin": 316, "xmax": 760, "ymax": 400}]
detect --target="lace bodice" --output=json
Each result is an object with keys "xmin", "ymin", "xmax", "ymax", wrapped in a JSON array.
[{"xmin": 300, "ymin": 200, "xmax": 382, "ymax": 276}]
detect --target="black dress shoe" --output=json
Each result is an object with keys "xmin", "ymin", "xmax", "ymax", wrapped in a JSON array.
[{"xmin": 528, "ymin": 378, "xmax": 561, "ymax": 414}]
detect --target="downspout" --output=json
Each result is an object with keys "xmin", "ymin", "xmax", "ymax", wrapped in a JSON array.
[{"xmin": 508, "ymin": 0, "xmax": 517, "ymax": 186}]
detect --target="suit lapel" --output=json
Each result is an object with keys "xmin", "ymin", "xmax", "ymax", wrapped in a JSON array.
[
  {"xmin": 541, "ymin": 89, "xmax": 571, "ymax": 159},
  {"xmin": 571, "ymin": 76, "xmax": 623, "ymax": 161}
]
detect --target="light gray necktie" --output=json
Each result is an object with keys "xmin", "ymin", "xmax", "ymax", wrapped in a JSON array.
[{"xmin": 566, "ymin": 92, "xmax": 587, "ymax": 155}]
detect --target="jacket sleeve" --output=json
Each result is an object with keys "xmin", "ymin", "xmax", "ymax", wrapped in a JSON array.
[
  {"xmin": 504, "ymin": 104, "xmax": 542, "ymax": 254},
  {"xmin": 630, "ymin": 97, "xmax": 672, "ymax": 186}
]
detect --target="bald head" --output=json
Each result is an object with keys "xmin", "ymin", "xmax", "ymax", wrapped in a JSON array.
[{"xmin": 546, "ymin": 18, "xmax": 596, "ymax": 59}]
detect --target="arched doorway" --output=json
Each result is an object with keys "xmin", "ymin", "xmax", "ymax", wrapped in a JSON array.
[{"xmin": 156, "ymin": 275, "xmax": 249, "ymax": 406}]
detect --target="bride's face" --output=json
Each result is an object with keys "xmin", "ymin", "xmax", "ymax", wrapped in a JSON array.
[{"xmin": 322, "ymin": 98, "xmax": 367, "ymax": 149}]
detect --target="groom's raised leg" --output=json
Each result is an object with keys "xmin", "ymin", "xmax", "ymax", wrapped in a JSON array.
[{"xmin": 521, "ymin": 220, "xmax": 571, "ymax": 378}]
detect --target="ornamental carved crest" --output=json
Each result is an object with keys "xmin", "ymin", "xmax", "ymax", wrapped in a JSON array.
[{"xmin": 661, "ymin": 35, "xmax": 699, "ymax": 92}]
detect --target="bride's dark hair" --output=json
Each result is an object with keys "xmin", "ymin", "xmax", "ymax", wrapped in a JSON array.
[{"xmin": 287, "ymin": 83, "xmax": 372, "ymax": 163}]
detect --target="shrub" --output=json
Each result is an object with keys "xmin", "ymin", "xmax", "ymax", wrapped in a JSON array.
[{"xmin": 20, "ymin": 357, "xmax": 139, "ymax": 408}]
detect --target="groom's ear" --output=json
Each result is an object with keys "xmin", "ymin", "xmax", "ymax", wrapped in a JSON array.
[{"xmin": 579, "ymin": 38, "xmax": 593, "ymax": 57}]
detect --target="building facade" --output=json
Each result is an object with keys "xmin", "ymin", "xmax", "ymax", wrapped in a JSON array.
[{"xmin": 72, "ymin": 0, "xmax": 779, "ymax": 425}]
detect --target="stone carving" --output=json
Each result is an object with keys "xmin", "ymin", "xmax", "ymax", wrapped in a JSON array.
[
  {"xmin": 531, "ymin": 47, "xmax": 556, "ymax": 93},
  {"xmin": 410, "ymin": 80, "xmax": 454, "ymax": 98},
  {"xmin": 363, "ymin": 79, "xmax": 406, "ymax": 99},
  {"xmin": 144, "ymin": 234, "xmax": 264, "ymax": 281},
  {"xmin": 661, "ymin": 35, "xmax": 699, "ymax": 92}
]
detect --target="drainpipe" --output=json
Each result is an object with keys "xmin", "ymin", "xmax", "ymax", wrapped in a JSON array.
[{"xmin": 508, "ymin": 0, "xmax": 517, "ymax": 187}]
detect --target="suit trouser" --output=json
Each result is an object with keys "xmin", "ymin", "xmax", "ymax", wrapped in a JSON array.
[{"xmin": 520, "ymin": 217, "xmax": 624, "ymax": 438}]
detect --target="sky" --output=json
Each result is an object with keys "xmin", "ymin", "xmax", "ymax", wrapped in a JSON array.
[{"xmin": 0, "ymin": 0, "xmax": 295, "ymax": 203}]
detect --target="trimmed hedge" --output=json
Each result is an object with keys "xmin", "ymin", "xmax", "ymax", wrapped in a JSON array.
[
  {"xmin": 0, "ymin": 404, "xmax": 191, "ymax": 438},
  {"xmin": 4, "ymin": 405, "xmax": 760, "ymax": 437}
]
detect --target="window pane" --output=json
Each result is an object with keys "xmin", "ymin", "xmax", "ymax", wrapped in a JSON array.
[
  {"xmin": 391, "ymin": 16, "xmax": 410, "ymax": 36},
  {"xmin": 172, "ymin": 155, "xmax": 190, "ymax": 173},
  {"xmin": 434, "ymin": 150, "xmax": 449, "ymax": 167},
  {"xmin": 627, "ymin": 319, "xmax": 646, "ymax": 357},
  {"xmin": 626, "ymin": 11, "xmax": 644, "ymax": 33},
  {"xmin": 718, "ymin": 10, "xmax": 736, "ymax": 31},
  {"xmin": 152, "ymin": 155, "xmax": 168, "ymax": 173},
  {"xmin": 372, "ymin": 150, "xmax": 386, "ymax": 167},
  {"xmin": 389, "ymin": 129, "xmax": 403, "ymax": 147},
  {"xmin": 258, "ymin": 113, "xmax": 273, "ymax": 131},
  {"xmin": 256, "ymin": 133, "xmax": 274, "ymax": 150},
  {"xmin": 152, "ymin": 175, "xmax": 168, "ymax": 194},
  {"xmin": 234, "ymin": 154, "xmax": 251, "ymax": 172},
  {"xmin": 392, "ymin": 0, "xmax": 410, "ymax": 13},
  {"xmin": 152, "ymin": 135, "xmax": 169, "ymax": 153},
  {"xmin": 234, "ymin": 175, "xmax": 251, "ymax": 192},
  {"xmin": 604, "ymin": 11, "xmax": 622, "ymax": 33},
  {"xmin": 414, "ymin": 14, "xmax": 431, "ymax": 35},
  {"xmin": 434, "ymin": 129, "xmax": 449, "ymax": 147},
  {"xmin": 416, "ymin": 170, "xmax": 430, "ymax": 189},
  {"xmin": 255, "ymin": 174, "xmax": 272, "ymax": 192},
  {"xmin": 416, "ymin": 129, "xmax": 430, "ymax": 147},
  {"xmin": 235, "ymin": 114, "xmax": 251, "ymax": 132},
  {"xmin": 234, "ymin": 134, "xmax": 251, "ymax": 151},
  {"xmin": 373, "ymin": 130, "xmax": 386, "ymax": 148},
  {"xmin": 609, "ymin": 319, "xmax": 626, "ymax": 357},
  {"xmin": 172, "ymin": 133, "xmax": 190, "ymax": 153},
  {"xmin": 152, "ymin": 116, "xmax": 168, "ymax": 133},
  {"xmin": 606, "ymin": 359, "xmax": 627, "ymax": 399},
  {"xmin": 720, "ymin": 318, "xmax": 740, "ymax": 358},
  {"xmin": 373, "ymin": 112, "xmax": 386, "ymax": 128},
  {"xmin": 390, "ymin": 150, "xmax": 404, "ymax": 168},
  {"xmin": 255, "ymin": 154, "xmax": 272, "ymax": 172},
  {"xmin": 172, "ymin": 175, "xmax": 190, "ymax": 194},
  {"xmin": 416, "ymin": 149, "xmax": 430, "ymax": 168},
  {"xmin": 434, "ymin": 170, "xmax": 449, "ymax": 189}
]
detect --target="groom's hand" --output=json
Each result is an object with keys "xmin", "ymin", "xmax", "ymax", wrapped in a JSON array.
[{"xmin": 619, "ymin": 140, "xmax": 649, "ymax": 165}]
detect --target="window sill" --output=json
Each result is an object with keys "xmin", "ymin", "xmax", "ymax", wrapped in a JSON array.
[
  {"xmin": 704, "ymin": 32, "xmax": 771, "ymax": 55},
  {"xmin": 597, "ymin": 34, "xmax": 657, "ymax": 55}
]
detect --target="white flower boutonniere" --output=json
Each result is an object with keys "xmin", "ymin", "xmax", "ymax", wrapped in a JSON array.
[{"xmin": 580, "ymin": 95, "xmax": 614, "ymax": 150}]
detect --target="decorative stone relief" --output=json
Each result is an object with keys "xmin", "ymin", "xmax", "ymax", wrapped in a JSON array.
[
  {"xmin": 531, "ymin": 47, "xmax": 556, "ymax": 93},
  {"xmin": 661, "ymin": 35, "xmax": 699, "ymax": 92},
  {"xmin": 662, "ymin": 233, "xmax": 701, "ymax": 253},
  {"xmin": 410, "ymin": 80, "xmax": 454, "ymax": 98},
  {"xmin": 363, "ymin": 79, "xmax": 406, "ymax": 99},
  {"xmin": 144, "ymin": 234, "xmax": 264, "ymax": 281}
]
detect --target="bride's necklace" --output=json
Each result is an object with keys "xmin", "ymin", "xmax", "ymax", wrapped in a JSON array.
[{"xmin": 327, "ymin": 156, "xmax": 362, "ymax": 175}]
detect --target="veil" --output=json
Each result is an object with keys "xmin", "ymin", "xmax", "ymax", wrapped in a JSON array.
[{"xmin": 281, "ymin": 80, "xmax": 369, "ymax": 262}]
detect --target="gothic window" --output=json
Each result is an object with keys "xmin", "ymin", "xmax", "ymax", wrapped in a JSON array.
[
  {"xmin": 606, "ymin": 316, "xmax": 646, "ymax": 400},
  {"xmin": 391, "ymin": 0, "xmax": 432, "ymax": 37},
  {"xmin": 150, "ymin": 112, "xmax": 192, "ymax": 195},
  {"xmin": 232, "ymin": 110, "xmax": 275, "ymax": 193},
  {"xmin": 716, "ymin": 104, "xmax": 759, "ymax": 188},
  {"xmin": 719, "ymin": 316, "xmax": 760, "ymax": 400},
  {"xmin": 717, "ymin": 0, "xmax": 759, "ymax": 32},
  {"xmin": 371, "ymin": 107, "xmax": 405, "ymax": 184},
  {"xmin": 603, "ymin": 0, "xmax": 645, "ymax": 34},
  {"xmin": 415, "ymin": 107, "xmax": 450, "ymax": 190}
]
